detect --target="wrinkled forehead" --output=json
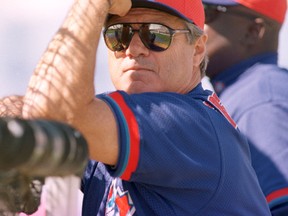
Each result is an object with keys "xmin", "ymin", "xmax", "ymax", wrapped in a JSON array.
[{"xmin": 106, "ymin": 8, "xmax": 186, "ymax": 26}]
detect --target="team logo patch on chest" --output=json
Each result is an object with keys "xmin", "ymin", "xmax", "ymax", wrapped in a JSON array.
[{"xmin": 106, "ymin": 179, "xmax": 136, "ymax": 216}]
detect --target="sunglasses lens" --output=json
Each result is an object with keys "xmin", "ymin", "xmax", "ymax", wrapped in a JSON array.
[
  {"xmin": 104, "ymin": 24, "xmax": 132, "ymax": 51},
  {"xmin": 103, "ymin": 23, "xmax": 173, "ymax": 52},
  {"xmin": 140, "ymin": 24, "xmax": 172, "ymax": 51}
]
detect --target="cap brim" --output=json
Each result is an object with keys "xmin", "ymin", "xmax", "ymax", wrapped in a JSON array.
[
  {"xmin": 202, "ymin": 0, "xmax": 238, "ymax": 6},
  {"xmin": 132, "ymin": 1, "xmax": 194, "ymax": 24}
]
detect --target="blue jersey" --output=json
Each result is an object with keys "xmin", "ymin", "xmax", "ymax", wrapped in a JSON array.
[
  {"xmin": 211, "ymin": 52, "xmax": 288, "ymax": 212},
  {"xmin": 81, "ymin": 84, "xmax": 270, "ymax": 215}
]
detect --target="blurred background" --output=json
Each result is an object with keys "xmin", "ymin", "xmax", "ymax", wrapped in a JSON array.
[
  {"xmin": 0, "ymin": 0, "xmax": 114, "ymax": 98},
  {"xmin": 1, "ymin": 0, "xmax": 287, "ymax": 98}
]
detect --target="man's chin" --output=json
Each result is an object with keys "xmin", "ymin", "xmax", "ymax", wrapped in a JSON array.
[{"xmin": 124, "ymin": 84, "xmax": 154, "ymax": 95}]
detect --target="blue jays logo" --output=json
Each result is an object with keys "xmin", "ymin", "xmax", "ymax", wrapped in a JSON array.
[{"xmin": 106, "ymin": 179, "xmax": 136, "ymax": 216}]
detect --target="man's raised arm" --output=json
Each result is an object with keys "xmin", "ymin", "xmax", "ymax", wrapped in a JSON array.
[{"xmin": 22, "ymin": 0, "xmax": 131, "ymax": 165}]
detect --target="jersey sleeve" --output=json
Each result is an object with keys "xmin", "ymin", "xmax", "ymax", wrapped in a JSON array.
[
  {"xmin": 98, "ymin": 91, "xmax": 224, "ymax": 189},
  {"xmin": 98, "ymin": 91, "xmax": 141, "ymax": 181}
]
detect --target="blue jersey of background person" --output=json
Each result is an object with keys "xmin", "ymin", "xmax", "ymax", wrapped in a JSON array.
[{"xmin": 202, "ymin": 0, "xmax": 288, "ymax": 215}]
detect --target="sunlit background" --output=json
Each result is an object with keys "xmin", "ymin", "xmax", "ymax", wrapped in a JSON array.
[
  {"xmin": 0, "ymin": 0, "xmax": 287, "ymax": 98},
  {"xmin": 0, "ymin": 0, "xmax": 114, "ymax": 97}
]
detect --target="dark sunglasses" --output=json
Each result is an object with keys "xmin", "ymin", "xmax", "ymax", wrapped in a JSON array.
[
  {"xmin": 103, "ymin": 23, "xmax": 191, "ymax": 52},
  {"xmin": 204, "ymin": 4, "xmax": 256, "ymax": 24}
]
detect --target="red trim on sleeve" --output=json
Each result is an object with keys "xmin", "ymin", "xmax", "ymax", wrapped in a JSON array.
[
  {"xmin": 266, "ymin": 188, "xmax": 288, "ymax": 203},
  {"xmin": 109, "ymin": 92, "xmax": 140, "ymax": 180}
]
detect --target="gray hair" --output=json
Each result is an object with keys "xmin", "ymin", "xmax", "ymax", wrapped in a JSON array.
[{"xmin": 185, "ymin": 22, "xmax": 208, "ymax": 78}]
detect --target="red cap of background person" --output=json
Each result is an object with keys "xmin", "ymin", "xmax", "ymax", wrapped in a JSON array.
[
  {"xmin": 202, "ymin": 0, "xmax": 287, "ymax": 23},
  {"xmin": 132, "ymin": 0, "xmax": 205, "ymax": 30},
  {"xmin": 237, "ymin": 0, "xmax": 287, "ymax": 23}
]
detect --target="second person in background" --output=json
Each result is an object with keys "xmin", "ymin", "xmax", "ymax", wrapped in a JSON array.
[{"xmin": 203, "ymin": 0, "xmax": 288, "ymax": 215}]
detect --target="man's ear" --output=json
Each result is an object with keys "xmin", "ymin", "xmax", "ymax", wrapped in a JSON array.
[
  {"xmin": 193, "ymin": 34, "xmax": 208, "ymax": 67},
  {"xmin": 244, "ymin": 18, "xmax": 266, "ymax": 46}
]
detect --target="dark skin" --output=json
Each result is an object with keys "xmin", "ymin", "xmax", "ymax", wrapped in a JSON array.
[
  {"xmin": 204, "ymin": 5, "xmax": 288, "ymax": 215},
  {"xmin": 204, "ymin": 5, "xmax": 281, "ymax": 79}
]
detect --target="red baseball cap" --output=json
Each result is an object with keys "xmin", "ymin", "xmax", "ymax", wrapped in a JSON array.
[
  {"xmin": 202, "ymin": 0, "xmax": 287, "ymax": 23},
  {"xmin": 131, "ymin": 0, "xmax": 205, "ymax": 30}
]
